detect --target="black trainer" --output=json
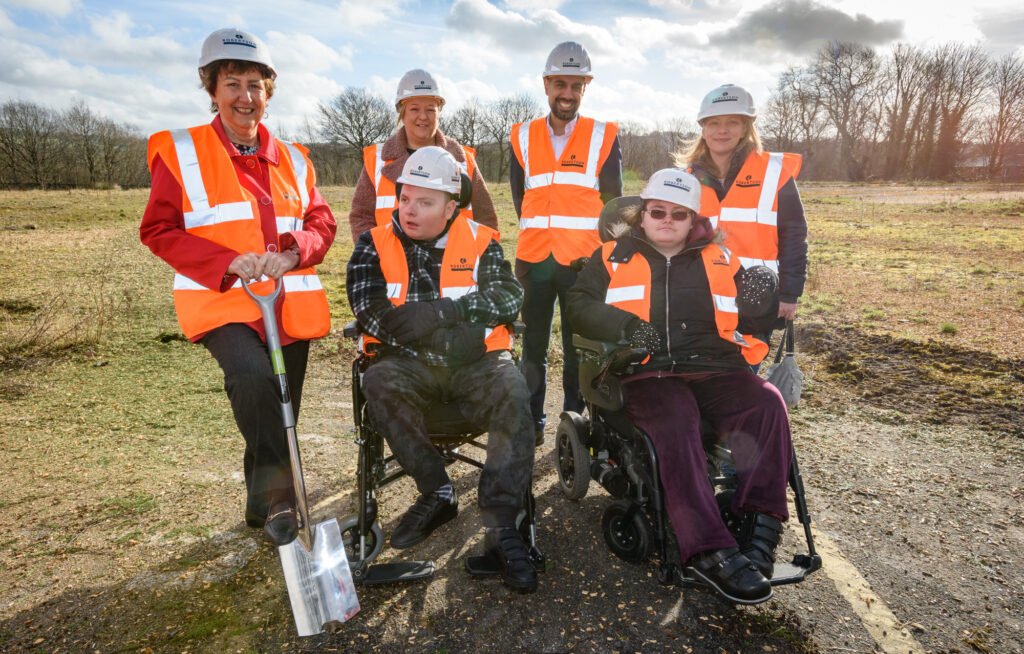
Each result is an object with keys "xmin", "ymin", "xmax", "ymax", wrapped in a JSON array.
[
  {"xmin": 685, "ymin": 547, "xmax": 772, "ymax": 604},
  {"xmin": 263, "ymin": 501, "xmax": 298, "ymax": 546},
  {"xmin": 738, "ymin": 513, "xmax": 784, "ymax": 579},
  {"xmin": 484, "ymin": 527, "xmax": 538, "ymax": 592},
  {"xmin": 390, "ymin": 493, "xmax": 458, "ymax": 549},
  {"xmin": 534, "ymin": 428, "xmax": 545, "ymax": 447}
]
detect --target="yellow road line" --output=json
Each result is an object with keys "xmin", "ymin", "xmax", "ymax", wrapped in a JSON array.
[{"xmin": 813, "ymin": 527, "xmax": 926, "ymax": 654}]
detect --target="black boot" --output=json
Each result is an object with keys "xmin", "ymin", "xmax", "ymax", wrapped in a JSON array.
[
  {"xmin": 686, "ymin": 547, "xmax": 771, "ymax": 604},
  {"xmin": 738, "ymin": 512, "xmax": 784, "ymax": 579},
  {"xmin": 484, "ymin": 527, "xmax": 538, "ymax": 592},
  {"xmin": 390, "ymin": 493, "xmax": 458, "ymax": 549},
  {"xmin": 263, "ymin": 500, "xmax": 298, "ymax": 546}
]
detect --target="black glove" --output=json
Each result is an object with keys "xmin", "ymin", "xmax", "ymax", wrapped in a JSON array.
[
  {"xmin": 381, "ymin": 298, "xmax": 459, "ymax": 345},
  {"xmin": 627, "ymin": 320, "xmax": 663, "ymax": 353},
  {"xmin": 427, "ymin": 323, "xmax": 488, "ymax": 367}
]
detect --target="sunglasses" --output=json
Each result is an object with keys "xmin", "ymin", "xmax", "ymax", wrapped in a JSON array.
[{"xmin": 645, "ymin": 207, "xmax": 693, "ymax": 222}]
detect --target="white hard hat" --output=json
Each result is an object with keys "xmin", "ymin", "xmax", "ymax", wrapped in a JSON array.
[
  {"xmin": 397, "ymin": 146, "xmax": 461, "ymax": 194},
  {"xmin": 198, "ymin": 28, "xmax": 276, "ymax": 78},
  {"xmin": 640, "ymin": 169, "xmax": 702, "ymax": 213},
  {"xmin": 543, "ymin": 41, "xmax": 593, "ymax": 79},
  {"xmin": 697, "ymin": 83, "xmax": 756, "ymax": 123},
  {"xmin": 395, "ymin": 69, "xmax": 445, "ymax": 109}
]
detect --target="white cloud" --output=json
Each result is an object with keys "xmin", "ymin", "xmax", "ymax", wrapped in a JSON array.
[
  {"xmin": 58, "ymin": 12, "xmax": 191, "ymax": 71},
  {"xmin": 446, "ymin": 0, "xmax": 643, "ymax": 66},
  {"xmin": 265, "ymin": 31, "xmax": 352, "ymax": 75},
  {"xmin": 0, "ymin": 0, "xmax": 77, "ymax": 17},
  {"xmin": 336, "ymin": 0, "xmax": 404, "ymax": 29},
  {"xmin": 502, "ymin": 0, "xmax": 567, "ymax": 11}
]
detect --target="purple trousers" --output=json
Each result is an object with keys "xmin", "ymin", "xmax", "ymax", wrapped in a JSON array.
[{"xmin": 622, "ymin": 369, "xmax": 792, "ymax": 563}]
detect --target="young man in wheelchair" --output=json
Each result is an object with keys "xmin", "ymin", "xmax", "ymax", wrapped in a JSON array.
[
  {"xmin": 345, "ymin": 146, "xmax": 538, "ymax": 591},
  {"xmin": 565, "ymin": 169, "xmax": 792, "ymax": 604}
]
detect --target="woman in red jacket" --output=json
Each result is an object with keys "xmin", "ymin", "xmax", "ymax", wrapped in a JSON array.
[
  {"xmin": 567, "ymin": 169, "xmax": 790, "ymax": 605},
  {"xmin": 140, "ymin": 28, "xmax": 336, "ymax": 546}
]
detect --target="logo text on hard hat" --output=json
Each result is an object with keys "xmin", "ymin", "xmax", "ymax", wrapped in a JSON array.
[
  {"xmin": 712, "ymin": 92, "xmax": 739, "ymax": 104},
  {"xmin": 410, "ymin": 165, "xmax": 431, "ymax": 179},
  {"xmin": 414, "ymin": 81, "xmax": 433, "ymax": 90},
  {"xmin": 664, "ymin": 177, "xmax": 692, "ymax": 192},
  {"xmin": 222, "ymin": 34, "xmax": 257, "ymax": 49}
]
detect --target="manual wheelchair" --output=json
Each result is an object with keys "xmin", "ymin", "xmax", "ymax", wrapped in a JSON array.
[
  {"xmin": 337, "ymin": 322, "xmax": 545, "ymax": 586},
  {"xmin": 554, "ymin": 335, "xmax": 821, "ymax": 593}
]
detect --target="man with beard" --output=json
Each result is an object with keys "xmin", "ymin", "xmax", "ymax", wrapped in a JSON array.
[{"xmin": 509, "ymin": 41, "xmax": 623, "ymax": 448}]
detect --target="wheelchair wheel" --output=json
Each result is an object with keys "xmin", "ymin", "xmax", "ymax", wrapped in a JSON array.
[
  {"xmin": 338, "ymin": 515, "xmax": 384, "ymax": 571},
  {"xmin": 556, "ymin": 415, "xmax": 591, "ymax": 500},
  {"xmin": 602, "ymin": 499, "xmax": 654, "ymax": 563}
]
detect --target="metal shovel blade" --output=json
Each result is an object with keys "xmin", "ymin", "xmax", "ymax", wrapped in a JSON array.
[{"xmin": 278, "ymin": 517, "xmax": 360, "ymax": 637}]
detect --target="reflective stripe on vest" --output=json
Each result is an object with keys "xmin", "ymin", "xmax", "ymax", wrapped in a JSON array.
[
  {"xmin": 362, "ymin": 216, "xmax": 511, "ymax": 354},
  {"xmin": 147, "ymin": 125, "xmax": 330, "ymax": 340},
  {"xmin": 601, "ymin": 241, "xmax": 767, "ymax": 365},
  {"xmin": 364, "ymin": 142, "xmax": 478, "ymax": 227},
  {"xmin": 697, "ymin": 151, "xmax": 801, "ymax": 267},
  {"xmin": 512, "ymin": 116, "xmax": 618, "ymax": 265}
]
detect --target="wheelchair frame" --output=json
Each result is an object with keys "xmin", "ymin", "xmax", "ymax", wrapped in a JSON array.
[
  {"xmin": 340, "ymin": 323, "xmax": 545, "ymax": 585},
  {"xmin": 556, "ymin": 334, "xmax": 822, "ymax": 591}
]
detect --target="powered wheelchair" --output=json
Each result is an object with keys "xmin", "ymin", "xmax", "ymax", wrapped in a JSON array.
[{"xmin": 337, "ymin": 322, "xmax": 545, "ymax": 586}]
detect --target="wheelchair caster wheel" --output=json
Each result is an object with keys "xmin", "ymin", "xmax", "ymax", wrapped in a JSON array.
[
  {"xmin": 556, "ymin": 414, "xmax": 591, "ymax": 500},
  {"xmin": 602, "ymin": 499, "xmax": 654, "ymax": 563},
  {"xmin": 338, "ymin": 515, "xmax": 384, "ymax": 566}
]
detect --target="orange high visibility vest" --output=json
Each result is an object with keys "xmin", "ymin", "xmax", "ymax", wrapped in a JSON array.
[
  {"xmin": 696, "ymin": 151, "xmax": 802, "ymax": 273},
  {"xmin": 363, "ymin": 143, "xmax": 479, "ymax": 227},
  {"xmin": 511, "ymin": 116, "xmax": 618, "ymax": 265},
  {"xmin": 600, "ymin": 240, "xmax": 768, "ymax": 365},
  {"xmin": 147, "ymin": 125, "xmax": 331, "ymax": 340},
  {"xmin": 360, "ymin": 215, "xmax": 512, "ymax": 354}
]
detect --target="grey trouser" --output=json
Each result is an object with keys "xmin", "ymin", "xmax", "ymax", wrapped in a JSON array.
[{"xmin": 362, "ymin": 351, "xmax": 535, "ymax": 527}]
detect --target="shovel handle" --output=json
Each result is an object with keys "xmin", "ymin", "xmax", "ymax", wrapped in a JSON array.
[{"xmin": 243, "ymin": 277, "xmax": 314, "ymax": 548}]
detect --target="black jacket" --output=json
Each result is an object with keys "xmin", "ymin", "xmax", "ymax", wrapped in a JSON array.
[
  {"xmin": 689, "ymin": 158, "xmax": 808, "ymax": 303},
  {"xmin": 566, "ymin": 224, "xmax": 764, "ymax": 373}
]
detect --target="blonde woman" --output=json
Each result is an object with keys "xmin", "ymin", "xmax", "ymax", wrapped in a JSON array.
[
  {"xmin": 347, "ymin": 69, "xmax": 497, "ymax": 241},
  {"xmin": 678, "ymin": 84, "xmax": 807, "ymax": 324}
]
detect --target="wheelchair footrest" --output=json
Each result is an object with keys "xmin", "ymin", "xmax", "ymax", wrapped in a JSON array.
[
  {"xmin": 674, "ymin": 553, "xmax": 821, "ymax": 590},
  {"xmin": 358, "ymin": 560, "xmax": 435, "ymax": 585},
  {"xmin": 464, "ymin": 548, "xmax": 546, "ymax": 577}
]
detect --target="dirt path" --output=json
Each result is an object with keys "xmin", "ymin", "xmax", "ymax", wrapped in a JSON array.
[{"xmin": 3, "ymin": 322, "xmax": 1021, "ymax": 653}]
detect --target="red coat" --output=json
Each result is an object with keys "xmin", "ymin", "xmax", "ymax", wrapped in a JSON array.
[{"xmin": 140, "ymin": 115, "xmax": 336, "ymax": 343}]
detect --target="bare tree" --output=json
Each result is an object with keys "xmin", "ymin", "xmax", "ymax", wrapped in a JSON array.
[
  {"xmin": 0, "ymin": 100, "xmax": 61, "ymax": 188},
  {"xmin": 927, "ymin": 44, "xmax": 990, "ymax": 179},
  {"xmin": 63, "ymin": 101, "xmax": 104, "ymax": 186},
  {"xmin": 483, "ymin": 93, "xmax": 543, "ymax": 182},
  {"xmin": 983, "ymin": 53, "xmax": 1024, "ymax": 178},
  {"xmin": 317, "ymin": 88, "xmax": 394, "ymax": 154},
  {"xmin": 441, "ymin": 99, "xmax": 489, "ymax": 150},
  {"xmin": 878, "ymin": 44, "xmax": 929, "ymax": 179},
  {"xmin": 811, "ymin": 41, "xmax": 884, "ymax": 181}
]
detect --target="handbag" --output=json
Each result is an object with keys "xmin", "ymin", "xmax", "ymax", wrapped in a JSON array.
[{"xmin": 765, "ymin": 320, "xmax": 804, "ymax": 408}]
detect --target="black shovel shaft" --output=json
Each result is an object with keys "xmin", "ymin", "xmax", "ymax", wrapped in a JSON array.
[{"xmin": 242, "ymin": 278, "xmax": 313, "ymax": 549}]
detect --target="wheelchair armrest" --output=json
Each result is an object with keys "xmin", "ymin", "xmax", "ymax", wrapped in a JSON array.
[
  {"xmin": 343, "ymin": 320, "xmax": 361, "ymax": 339},
  {"xmin": 572, "ymin": 334, "xmax": 629, "ymax": 357}
]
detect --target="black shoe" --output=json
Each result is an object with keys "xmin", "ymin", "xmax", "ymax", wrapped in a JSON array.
[
  {"xmin": 738, "ymin": 513, "xmax": 784, "ymax": 579},
  {"xmin": 390, "ymin": 494, "xmax": 458, "ymax": 549},
  {"xmin": 245, "ymin": 508, "xmax": 266, "ymax": 529},
  {"xmin": 686, "ymin": 547, "xmax": 771, "ymax": 604},
  {"xmin": 263, "ymin": 502, "xmax": 299, "ymax": 546},
  {"xmin": 484, "ymin": 527, "xmax": 538, "ymax": 592},
  {"xmin": 534, "ymin": 428, "xmax": 545, "ymax": 447}
]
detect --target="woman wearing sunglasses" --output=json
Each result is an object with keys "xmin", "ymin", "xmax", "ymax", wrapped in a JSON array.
[{"xmin": 566, "ymin": 169, "xmax": 791, "ymax": 605}]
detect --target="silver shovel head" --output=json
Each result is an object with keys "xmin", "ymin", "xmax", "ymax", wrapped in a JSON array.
[{"xmin": 278, "ymin": 517, "xmax": 360, "ymax": 636}]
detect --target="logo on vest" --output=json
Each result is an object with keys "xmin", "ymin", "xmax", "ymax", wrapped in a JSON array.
[
  {"xmin": 711, "ymin": 252, "xmax": 730, "ymax": 266},
  {"xmin": 222, "ymin": 34, "xmax": 257, "ymax": 49},
  {"xmin": 561, "ymin": 153, "xmax": 585, "ymax": 169},
  {"xmin": 409, "ymin": 165, "xmax": 430, "ymax": 179},
  {"xmin": 712, "ymin": 91, "xmax": 738, "ymax": 104},
  {"xmin": 450, "ymin": 256, "xmax": 474, "ymax": 272},
  {"xmin": 735, "ymin": 174, "xmax": 761, "ymax": 188},
  {"xmin": 664, "ymin": 177, "xmax": 691, "ymax": 192}
]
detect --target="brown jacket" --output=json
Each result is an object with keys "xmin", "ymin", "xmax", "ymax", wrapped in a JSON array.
[{"xmin": 347, "ymin": 127, "xmax": 499, "ymax": 242}]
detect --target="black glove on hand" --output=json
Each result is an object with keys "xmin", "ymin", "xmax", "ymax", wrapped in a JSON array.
[
  {"xmin": 381, "ymin": 298, "xmax": 459, "ymax": 345},
  {"xmin": 428, "ymin": 323, "xmax": 488, "ymax": 367},
  {"xmin": 628, "ymin": 320, "xmax": 663, "ymax": 353}
]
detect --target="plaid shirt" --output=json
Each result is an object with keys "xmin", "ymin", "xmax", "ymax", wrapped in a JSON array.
[{"xmin": 346, "ymin": 214, "xmax": 523, "ymax": 366}]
